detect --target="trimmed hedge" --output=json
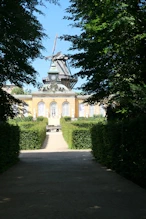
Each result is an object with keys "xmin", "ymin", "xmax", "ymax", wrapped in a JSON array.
[
  {"xmin": 91, "ymin": 116, "xmax": 146, "ymax": 188},
  {"xmin": 77, "ymin": 115, "xmax": 104, "ymax": 121},
  {"xmin": 9, "ymin": 119, "xmax": 47, "ymax": 150},
  {"xmin": 72, "ymin": 120, "xmax": 102, "ymax": 129},
  {"xmin": 72, "ymin": 128, "xmax": 92, "ymax": 149},
  {"xmin": 60, "ymin": 118, "xmax": 74, "ymax": 148},
  {"xmin": 0, "ymin": 123, "xmax": 20, "ymax": 172},
  {"xmin": 61, "ymin": 118, "xmax": 96, "ymax": 149},
  {"xmin": 12, "ymin": 116, "xmax": 33, "ymax": 122},
  {"xmin": 63, "ymin": 116, "xmax": 71, "ymax": 122},
  {"xmin": 0, "ymin": 119, "xmax": 46, "ymax": 172},
  {"xmin": 19, "ymin": 121, "xmax": 46, "ymax": 150},
  {"xmin": 36, "ymin": 116, "xmax": 48, "ymax": 124}
]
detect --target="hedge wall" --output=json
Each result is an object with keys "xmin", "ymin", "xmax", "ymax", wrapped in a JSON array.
[
  {"xmin": 60, "ymin": 118, "xmax": 74, "ymax": 148},
  {"xmin": 60, "ymin": 118, "xmax": 94, "ymax": 149},
  {"xmin": 72, "ymin": 128, "xmax": 92, "ymax": 149},
  {"xmin": 72, "ymin": 120, "xmax": 102, "ymax": 129},
  {"xmin": 0, "ymin": 119, "xmax": 46, "ymax": 172},
  {"xmin": 19, "ymin": 121, "xmax": 46, "ymax": 150},
  {"xmin": 0, "ymin": 123, "xmax": 20, "ymax": 172},
  {"xmin": 91, "ymin": 116, "xmax": 146, "ymax": 188},
  {"xmin": 9, "ymin": 119, "xmax": 47, "ymax": 150}
]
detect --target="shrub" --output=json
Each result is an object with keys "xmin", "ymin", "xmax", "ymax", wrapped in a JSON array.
[
  {"xmin": 11, "ymin": 116, "xmax": 33, "ymax": 122},
  {"xmin": 17, "ymin": 121, "xmax": 35, "ymax": 129},
  {"xmin": 11, "ymin": 87, "xmax": 24, "ymax": 95},
  {"xmin": 60, "ymin": 117, "xmax": 74, "ymax": 148},
  {"xmin": 36, "ymin": 116, "xmax": 48, "ymax": 124},
  {"xmin": 63, "ymin": 116, "xmax": 71, "ymax": 122},
  {"xmin": 77, "ymin": 117, "xmax": 85, "ymax": 120},
  {"xmin": 91, "ymin": 116, "xmax": 146, "ymax": 188},
  {"xmin": 77, "ymin": 116, "xmax": 105, "ymax": 121},
  {"xmin": 72, "ymin": 120, "xmax": 103, "ymax": 129},
  {"xmin": 22, "ymin": 116, "xmax": 33, "ymax": 121},
  {"xmin": 93, "ymin": 114, "xmax": 104, "ymax": 118},
  {"xmin": 61, "ymin": 118, "xmax": 95, "ymax": 149},
  {"xmin": 8, "ymin": 119, "xmax": 47, "ymax": 150},
  {"xmin": 19, "ymin": 121, "xmax": 46, "ymax": 150},
  {"xmin": 72, "ymin": 128, "xmax": 92, "ymax": 149},
  {"xmin": 0, "ymin": 122, "xmax": 20, "ymax": 172}
]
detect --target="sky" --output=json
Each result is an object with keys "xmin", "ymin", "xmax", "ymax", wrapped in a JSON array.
[{"xmin": 27, "ymin": 0, "xmax": 83, "ymax": 92}]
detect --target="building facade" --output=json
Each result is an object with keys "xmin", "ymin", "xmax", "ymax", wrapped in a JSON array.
[{"xmin": 13, "ymin": 53, "xmax": 106, "ymax": 119}]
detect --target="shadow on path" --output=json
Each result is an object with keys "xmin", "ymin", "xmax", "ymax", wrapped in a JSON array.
[
  {"xmin": 0, "ymin": 151, "xmax": 146, "ymax": 219},
  {"xmin": 41, "ymin": 134, "xmax": 49, "ymax": 149}
]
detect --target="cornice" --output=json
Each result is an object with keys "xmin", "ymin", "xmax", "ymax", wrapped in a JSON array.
[
  {"xmin": 32, "ymin": 91, "xmax": 76, "ymax": 98},
  {"xmin": 13, "ymin": 95, "xmax": 32, "ymax": 99}
]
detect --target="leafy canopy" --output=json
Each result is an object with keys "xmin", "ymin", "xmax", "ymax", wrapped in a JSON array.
[
  {"xmin": 0, "ymin": 0, "xmax": 59, "ymax": 121},
  {"xmin": 62, "ymin": 0, "xmax": 146, "ymax": 119},
  {"xmin": 11, "ymin": 87, "xmax": 24, "ymax": 95}
]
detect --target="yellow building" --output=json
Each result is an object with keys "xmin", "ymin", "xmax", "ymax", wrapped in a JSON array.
[{"xmin": 13, "ymin": 53, "xmax": 106, "ymax": 120}]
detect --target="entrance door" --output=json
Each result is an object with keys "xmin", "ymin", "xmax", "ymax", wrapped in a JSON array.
[{"xmin": 50, "ymin": 102, "xmax": 57, "ymax": 117}]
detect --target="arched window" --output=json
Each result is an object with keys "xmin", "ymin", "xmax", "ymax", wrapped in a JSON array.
[
  {"xmin": 38, "ymin": 101, "xmax": 45, "ymax": 117},
  {"xmin": 79, "ymin": 103, "xmax": 84, "ymax": 117},
  {"xmin": 50, "ymin": 102, "xmax": 57, "ymax": 117},
  {"xmin": 62, "ymin": 102, "xmax": 70, "ymax": 117},
  {"xmin": 23, "ymin": 104, "xmax": 28, "ymax": 117},
  {"xmin": 89, "ymin": 105, "xmax": 94, "ymax": 117},
  {"xmin": 100, "ymin": 105, "xmax": 106, "ymax": 116}
]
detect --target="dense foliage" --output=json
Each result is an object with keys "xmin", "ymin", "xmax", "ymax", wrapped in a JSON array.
[
  {"xmin": 9, "ymin": 117, "xmax": 47, "ymax": 150},
  {"xmin": 0, "ymin": 0, "xmax": 58, "ymax": 121},
  {"xmin": 61, "ymin": 117, "xmax": 105, "ymax": 149},
  {"xmin": 19, "ymin": 121, "xmax": 46, "ymax": 150},
  {"xmin": 91, "ymin": 116, "xmax": 146, "ymax": 188},
  {"xmin": 60, "ymin": 117, "xmax": 74, "ymax": 148},
  {"xmin": 0, "ymin": 89, "xmax": 22, "ymax": 121},
  {"xmin": 11, "ymin": 87, "xmax": 24, "ymax": 95},
  {"xmin": 61, "ymin": 115, "xmax": 146, "ymax": 187},
  {"xmin": 0, "ymin": 117, "xmax": 47, "ymax": 172},
  {"xmin": 0, "ymin": 123, "xmax": 20, "ymax": 172},
  {"xmin": 36, "ymin": 116, "xmax": 48, "ymax": 124},
  {"xmin": 63, "ymin": 0, "xmax": 146, "ymax": 119},
  {"xmin": 72, "ymin": 128, "xmax": 92, "ymax": 149}
]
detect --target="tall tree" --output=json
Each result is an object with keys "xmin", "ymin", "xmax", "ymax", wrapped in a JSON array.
[
  {"xmin": 62, "ymin": 0, "xmax": 146, "ymax": 119},
  {"xmin": 11, "ymin": 87, "xmax": 24, "ymax": 95},
  {"xmin": 0, "ymin": 0, "xmax": 58, "ymax": 121}
]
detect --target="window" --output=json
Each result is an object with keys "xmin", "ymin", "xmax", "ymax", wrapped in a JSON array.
[
  {"xmin": 50, "ymin": 102, "xmax": 57, "ymax": 117},
  {"xmin": 38, "ymin": 102, "xmax": 45, "ymax": 117},
  {"xmin": 100, "ymin": 105, "xmax": 105, "ymax": 116},
  {"xmin": 89, "ymin": 105, "xmax": 94, "ymax": 117},
  {"xmin": 79, "ymin": 103, "xmax": 84, "ymax": 117},
  {"xmin": 62, "ymin": 102, "xmax": 70, "ymax": 117}
]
